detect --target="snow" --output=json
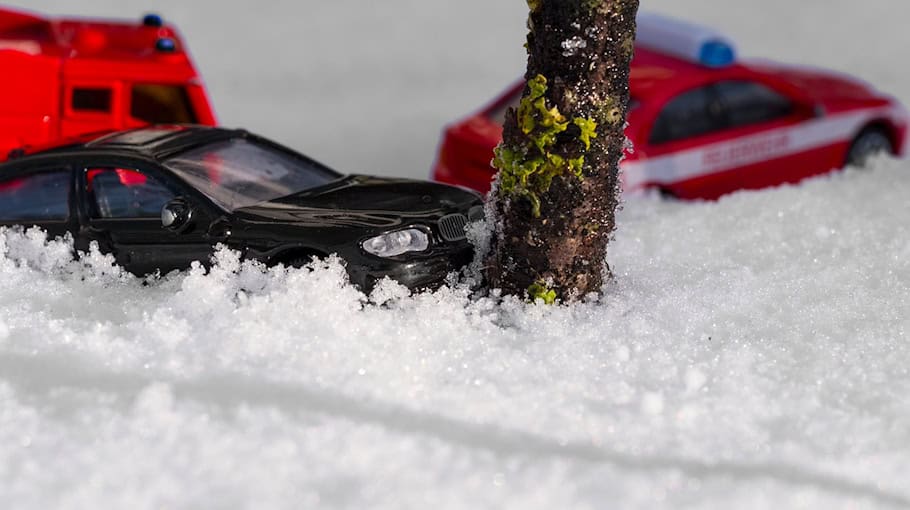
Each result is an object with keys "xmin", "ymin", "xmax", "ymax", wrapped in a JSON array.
[
  {"xmin": 561, "ymin": 36, "xmax": 588, "ymax": 57},
  {"xmin": 2, "ymin": 1, "xmax": 910, "ymax": 508}
]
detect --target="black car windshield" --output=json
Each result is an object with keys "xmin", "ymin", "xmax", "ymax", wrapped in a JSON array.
[{"xmin": 165, "ymin": 138, "xmax": 342, "ymax": 211}]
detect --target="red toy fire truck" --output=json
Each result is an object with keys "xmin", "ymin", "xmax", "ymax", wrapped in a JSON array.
[
  {"xmin": 433, "ymin": 13, "xmax": 909, "ymax": 199},
  {"xmin": 0, "ymin": 7, "xmax": 216, "ymax": 160}
]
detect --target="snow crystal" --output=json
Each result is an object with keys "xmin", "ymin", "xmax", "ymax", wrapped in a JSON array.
[
  {"xmin": 561, "ymin": 36, "xmax": 588, "ymax": 57},
  {"xmin": 641, "ymin": 392, "xmax": 665, "ymax": 415},
  {"xmin": 684, "ymin": 367, "xmax": 708, "ymax": 394}
]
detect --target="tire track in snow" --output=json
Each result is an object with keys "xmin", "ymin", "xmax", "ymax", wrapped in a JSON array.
[{"xmin": 1, "ymin": 351, "xmax": 907, "ymax": 508}]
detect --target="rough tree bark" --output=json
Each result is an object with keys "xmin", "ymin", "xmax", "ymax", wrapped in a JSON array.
[{"xmin": 486, "ymin": 0, "xmax": 639, "ymax": 303}]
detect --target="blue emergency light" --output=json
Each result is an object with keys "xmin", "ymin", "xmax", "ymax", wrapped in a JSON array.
[
  {"xmin": 698, "ymin": 41, "xmax": 735, "ymax": 68},
  {"xmin": 142, "ymin": 14, "xmax": 163, "ymax": 28},
  {"xmin": 636, "ymin": 12, "xmax": 737, "ymax": 68},
  {"xmin": 155, "ymin": 37, "xmax": 176, "ymax": 52}
]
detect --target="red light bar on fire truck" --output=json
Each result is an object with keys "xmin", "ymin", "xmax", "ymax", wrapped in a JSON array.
[{"xmin": 636, "ymin": 12, "xmax": 737, "ymax": 68}]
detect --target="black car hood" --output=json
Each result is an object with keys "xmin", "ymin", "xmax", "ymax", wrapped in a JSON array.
[{"xmin": 232, "ymin": 175, "xmax": 481, "ymax": 229}]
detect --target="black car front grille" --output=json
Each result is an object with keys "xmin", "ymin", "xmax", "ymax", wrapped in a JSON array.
[{"xmin": 438, "ymin": 213, "xmax": 468, "ymax": 242}]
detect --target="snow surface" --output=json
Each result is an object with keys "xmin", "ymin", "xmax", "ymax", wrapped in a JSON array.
[{"xmin": 2, "ymin": 1, "xmax": 910, "ymax": 508}]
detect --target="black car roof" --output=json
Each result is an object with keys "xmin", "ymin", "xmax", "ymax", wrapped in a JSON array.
[
  {"xmin": 85, "ymin": 125, "xmax": 244, "ymax": 160},
  {"xmin": 1, "ymin": 125, "xmax": 338, "ymax": 179}
]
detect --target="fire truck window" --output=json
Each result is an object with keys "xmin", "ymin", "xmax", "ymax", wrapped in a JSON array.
[
  {"xmin": 86, "ymin": 167, "xmax": 175, "ymax": 219},
  {"xmin": 0, "ymin": 170, "xmax": 70, "ymax": 221},
  {"xmin": 714, "ymin": 81, "xmax": 794, "ymax": 129},
  {"xmin": 72, "ymin": 88, "xmax": 113, "ymax": 113},
  {"xmin": 130, "ymin": 85, "xmax": 198, "ymax": 124},
  {"xmin": 650, "ymin": 86, "xmax": 723, "ymax": 144}
]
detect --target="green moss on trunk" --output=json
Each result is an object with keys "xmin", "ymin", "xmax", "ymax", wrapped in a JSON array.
[{"xmin": 492, "ymin": 74, "xmax": 597, "ymax": 218}]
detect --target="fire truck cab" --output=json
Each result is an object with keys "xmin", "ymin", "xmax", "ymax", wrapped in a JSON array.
[{"xmin": 0, "ymin": 7, "xmax": 216, "ymax": 159}]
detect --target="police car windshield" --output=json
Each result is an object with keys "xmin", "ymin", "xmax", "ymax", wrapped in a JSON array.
[{"xmin": 165, "ymin": 138, "xmax": 341, "ymax": 211}]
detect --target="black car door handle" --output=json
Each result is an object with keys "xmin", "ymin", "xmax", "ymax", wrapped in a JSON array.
[{"xmin": 207, "ymin": 218, "xmax": 233, "ymax": 241}]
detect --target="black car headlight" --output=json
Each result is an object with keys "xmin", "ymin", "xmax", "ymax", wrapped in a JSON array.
[{"xmin": 362, "ymin": 228, "xmax": 430, "ymax": 258}]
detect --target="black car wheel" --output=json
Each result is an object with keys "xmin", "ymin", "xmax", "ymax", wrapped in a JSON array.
[{"xmin": 846, "ymin": 129, "xmax": 893, "ymax": 168}]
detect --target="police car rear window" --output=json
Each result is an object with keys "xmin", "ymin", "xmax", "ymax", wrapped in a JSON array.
[
  {"xmin": 650, "ymin": 86, "xmax": 722, "ymax": 144},
  {"xmin": 714, "ymin": 81, "xmax": 793, "ymax": 129}
]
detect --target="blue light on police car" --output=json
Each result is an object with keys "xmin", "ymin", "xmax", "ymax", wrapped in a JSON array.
[
  {"xmin": 142, "ymin": 14, "xmax": 163, "ymax": 27},
  {"xmin": 698, "ymin": 40, "xmax": 735, "ymax": 68},
  {"xmin": 155, "ymin": 37, "xmax": 176, "ymax": 52}
]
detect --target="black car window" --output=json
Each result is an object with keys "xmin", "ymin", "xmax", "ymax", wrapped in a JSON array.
[
  {"xmin": 86, "ymin": 167, "xmax": 175, "ymax": 219},
  {"xmin": 714, "ymin": 80, "xmax": 794, "ymax": 129},
  {"xmin": 0, "ymin": 170, "xmax": 70, "ymax": 221},
  {"xmin": 130, "ymin": 84, "xmax": 198, "ymax": 124}
]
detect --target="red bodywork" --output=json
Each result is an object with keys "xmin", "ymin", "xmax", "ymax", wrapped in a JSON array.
[
  {"xmin": 0, "ymin": 7, "xmax": 216, "ymax": 161},
  {"xmin": 433, "ymin": 47, "xmax": 909, "ymax": 199}
]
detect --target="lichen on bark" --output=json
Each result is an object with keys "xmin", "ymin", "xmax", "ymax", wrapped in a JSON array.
[
  {"xmin": 492, "ymin": 74, "xmax": 596, "ymax": 218},
  {"xmin": 528, "ymin": 281, "xmax": 557, "ymax": 304}
]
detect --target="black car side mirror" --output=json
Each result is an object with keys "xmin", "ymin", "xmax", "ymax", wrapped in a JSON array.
[{"xmin": 161, "ymin": 197, "xmax": 194, "ymax": 233}]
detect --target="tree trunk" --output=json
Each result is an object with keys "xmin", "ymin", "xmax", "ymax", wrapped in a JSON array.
[{"xmin": 486, "ymin": 0, "xmax": 639, "ymax": 303}]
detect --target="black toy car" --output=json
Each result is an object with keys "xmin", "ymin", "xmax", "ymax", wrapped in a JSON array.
[{"xmin": 0, "ymin": 125, "xmax": 483, "ymax": 290}]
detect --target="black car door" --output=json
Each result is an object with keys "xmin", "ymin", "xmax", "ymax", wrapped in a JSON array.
[
  {"xmin": 0, "ymin": 164, "xmax": 77, "ymax": 241},
  {"xmin": 74, "ymin": 161, "xmax": 218, "ymax": 275}
]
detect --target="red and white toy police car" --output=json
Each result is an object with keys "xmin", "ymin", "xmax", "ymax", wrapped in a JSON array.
[{"xmin": 432, "ymin": 13, "xmax": 909, "ymax": 199}]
